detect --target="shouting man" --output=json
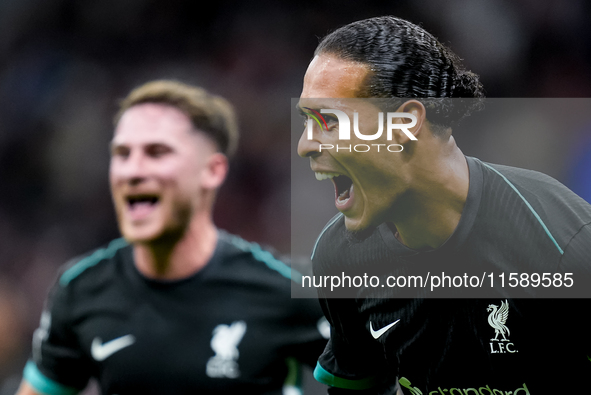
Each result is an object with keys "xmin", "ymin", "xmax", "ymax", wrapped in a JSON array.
[
  {"xmin": 19, "ymin": 80, "xmax": 327, "ymax": 395},
  {"xmin": 298, "ymin": 16, "xmax": 591, "ymax": 394}
]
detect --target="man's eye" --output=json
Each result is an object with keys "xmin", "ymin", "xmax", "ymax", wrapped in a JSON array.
[
  {"xmin": 148, "ymin": 146, "xmax": 171, "ymax": 157},
  {"xmin": 303, "ymin": 116, "xmax": 339, "ymax": 131},
  {"xmin": 324, "ymin": 116, "xmax": 338, "ymax": 125},
  {"xmin": 111, "ymin": 147, "xmax": 129, "ymax": 158}
]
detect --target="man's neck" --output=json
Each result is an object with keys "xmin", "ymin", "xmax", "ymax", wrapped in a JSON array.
[
  {"xmin": 132, "ymin": 217, "xmax": 218, "ymax": 280},
  {"xmin": 392, "ymin": 140, "xmax": 470, "ymax": 250}
]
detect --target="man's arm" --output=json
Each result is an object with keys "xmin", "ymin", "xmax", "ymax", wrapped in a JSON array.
[
  {"xmin": 314, "ymin": 298, "xmax": 399, "ymax": 394},
  {"xmin": 16, "ymin": 380, "xmax": 46, "ymax": 395},
  {"xmin": 20, "ymin": 268, "xmax": 91, "ymax": 395},
  {"xmin": 15, "ymin": 379, "xmax": 82, "ymax": 395}
]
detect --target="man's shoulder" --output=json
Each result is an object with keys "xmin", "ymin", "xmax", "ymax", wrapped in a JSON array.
[
  {"xmin": 478, "ymin": 159, "xmax": 591, "ymax": 221},
  {"xmin": 41, "ymin": 238, "xmax": 130, "ymax": 315},
  {"xmin": 481, "ymin": 160, "xmax": 567, "ymax": 188},
  {"xmin": 310, "ymin": 213, "xmax": 347, "ymax": 261},
  {"xmin": 310, "ymin": 214, "xmax": 393, "ymax": 274},
  {"xmin": 215, "ymin": 230, "xmax": 301, "ymax": 285},
  {"xmin": 478, "ymin": 159, "xmax": 583, "ymax": 200},
  {"xmin": 470, "ymin": 158, "xmax": 591, "ymax": 266},
  {"xmin": 58, "ymin": 238, "xmax": 130, "ymax": 289}
]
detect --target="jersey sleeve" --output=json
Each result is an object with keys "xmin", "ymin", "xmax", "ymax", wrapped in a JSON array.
[
  {"xmin": 23, "ymin": 273, "xmax": 92, "ymax": 395},
  {"xmin": 559, "ymin": 222, "xmax": 591, "ymax": 268},
  {"xmin": 558, "ymin": 222, "xmax": 591, "ymax": 360},
  {"xmin": 280, "ymin": 296, "xmax": 329, "ymax": 368},
  {"xmin": 313, "ymin": 298, "xmax": 394, "ymax": 393}
]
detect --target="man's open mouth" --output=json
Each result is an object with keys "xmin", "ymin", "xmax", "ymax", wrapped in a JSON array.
[
  {"xmin": 126, "ymin": 194, "xmax": 160, "ymax": 219},
  {"xmin": 315, "ymin": 172, "xmax": 354, "ymax": 208},
  {"xmin": 333, "ymin": 175, "xmax": 353, "ymax": 203}
]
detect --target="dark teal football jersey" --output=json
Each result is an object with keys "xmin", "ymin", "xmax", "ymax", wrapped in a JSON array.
[
  {"xmin": 25, "ymin": 231, "xmax": 328, "ymax": 395},
  {"xmin": 311, "ymin": 157, "xmax": 591, "ymax": 394}
]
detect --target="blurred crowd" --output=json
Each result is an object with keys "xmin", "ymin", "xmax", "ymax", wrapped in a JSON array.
[{"xmin": 1, "ymin": 0, "xmax": 590, "ymax": 392}]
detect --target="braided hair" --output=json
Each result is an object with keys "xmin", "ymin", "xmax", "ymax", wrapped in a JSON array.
[{"xmin": 315, "ymin": 16, "xmax": 484, "ymax": 133}]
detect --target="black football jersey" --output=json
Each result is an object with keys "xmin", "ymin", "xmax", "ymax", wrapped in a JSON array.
[
  {"xmin": 25, "ymin": 231, "xmax": 328, "ymax": 395},
  {"xmin": 311, "ymin": 157, "xmax": 591, "ymax": 394}
]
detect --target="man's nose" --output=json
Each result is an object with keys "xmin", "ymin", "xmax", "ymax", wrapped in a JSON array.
[
  {"xmin": 297, "ymin": 128, "xmax": 322, "ymax": 158},
  {"xmin": 119, "ymin": 152, "xmax": 149, "ymax": 184}
]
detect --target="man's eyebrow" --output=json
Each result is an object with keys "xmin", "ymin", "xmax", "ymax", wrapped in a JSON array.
[
  {"xmin": 297, "ymin": 104, "xmax": 325, "ymax": 117},
  {"xmin": 295, "ymin": 104, "xmax": 308, "ymax": 116},
  {"xmin": 109, "ymin": 140, "xmax": 125, "ymax": 152}
]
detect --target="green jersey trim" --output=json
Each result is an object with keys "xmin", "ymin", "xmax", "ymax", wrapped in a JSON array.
[
  {"xmin": 283, "ymin": 357, "xmax": 303, "ymax": 395},
  {"xmin": 24, "ymin": 361, "xmax": 80, "ymax": 395},
  {"xmin": 311, "ymin": 213, "xmax": 343, "ymax": 261},
  {"xmin": 313, "ymin": 361, "xmax": 377, "ymax": 390},
  {"xmin": 229, "ymin": 235, "xmax": 303, "ymax": 283},
  {"xmin": 482, "ymin": 163, "xmax": 564, "ymax": 255},
  {"xmin": 60, "ymin": 238, "xmax": 128, "ymax": 286}
]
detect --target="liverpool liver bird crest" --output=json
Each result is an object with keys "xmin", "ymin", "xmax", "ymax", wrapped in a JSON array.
[
  {"xmin": 487, "ymin": 300, "xmax": 510, "ymax": 341},
  {"xmin": 206, "ymin": 321, "xmax": 247, "ymax": 378},
  {"xmin": 211, "ymin": 321, "xmax": 247, "ymax": 360}
]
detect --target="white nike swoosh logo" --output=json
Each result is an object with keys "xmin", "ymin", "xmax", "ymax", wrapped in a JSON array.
[
  {"xmin": 91, "ymin": 335, "xmax": 135, "ymax": 361},
  {"xmin": 370, "ymin": 319, "xmax": 400, "ymax": 339}
]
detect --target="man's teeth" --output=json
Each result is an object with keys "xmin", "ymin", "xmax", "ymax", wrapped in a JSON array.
[{"xmin": 315, "ymin": 172, "xmax": 340, "ymax": 181}]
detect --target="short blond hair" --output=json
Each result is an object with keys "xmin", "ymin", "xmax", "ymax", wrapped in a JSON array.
[{"xmin": 115, "ymin": 80, "xmax": 239, "ymax": 157}]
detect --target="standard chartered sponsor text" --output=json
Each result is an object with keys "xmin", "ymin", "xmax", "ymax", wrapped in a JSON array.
[{"xmin": 301, "ymin": 272, "xmax": 573, "ymax": 292}]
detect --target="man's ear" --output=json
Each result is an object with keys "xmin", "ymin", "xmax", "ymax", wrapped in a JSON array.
[
  {"xmin": 201, "ymin": 153, "xmax": 229, "ymax": 190},
  {"xmin": 392, "ymin": 100, "xmax": 426, "ymax": 143}
]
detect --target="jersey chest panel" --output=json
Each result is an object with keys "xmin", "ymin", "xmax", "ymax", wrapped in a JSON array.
[{"xmin": 71, "ymin": 269, "xmax": 291, "ymax": 394}]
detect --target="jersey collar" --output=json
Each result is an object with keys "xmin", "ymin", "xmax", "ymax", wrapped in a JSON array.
[{"xmin": 378, "ymin": 156, "xmax": 483, "ymax": 257}]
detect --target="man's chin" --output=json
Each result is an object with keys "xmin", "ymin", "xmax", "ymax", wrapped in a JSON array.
[
  {"xmin": 343, "ymin": 215, "xmax": 378, "ymax": 241},
  {"xmin": 120, "ymin": 224, "xmax": 165, "ymax": 244},
  {"xmin": 121, "ymin": 233, "xmax": 158, "ymax": 245},
  {"xmin": 121, "ymin": 223, "xmax": 188, "ymax": 245}
]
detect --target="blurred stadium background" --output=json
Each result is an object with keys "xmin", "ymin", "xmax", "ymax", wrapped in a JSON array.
[{"xmin": 1, "ymin": 0, "xmax": 591, "ymax": 393}]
